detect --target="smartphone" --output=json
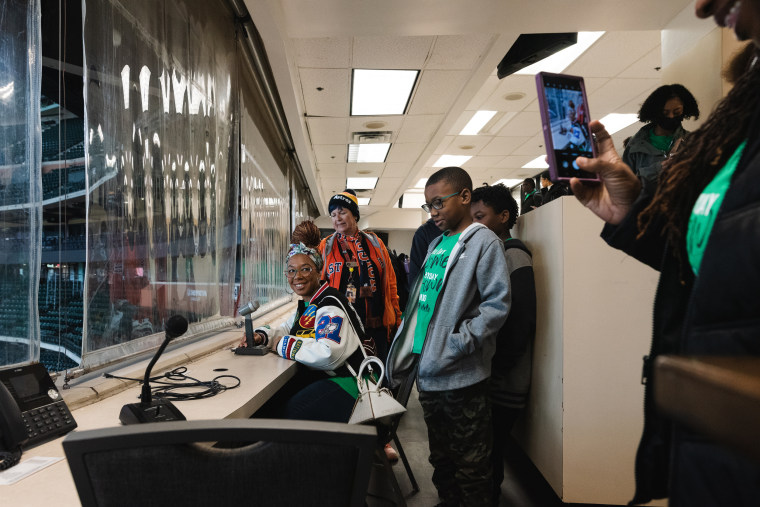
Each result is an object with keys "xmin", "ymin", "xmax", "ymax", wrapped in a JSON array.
[{"xmin": 535, "ymin": 72, "xmax": 598, "ymax": 181}]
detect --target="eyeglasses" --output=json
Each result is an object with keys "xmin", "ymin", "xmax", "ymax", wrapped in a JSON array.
[
  {"xmin": 284, "ymin": 266, "xmax": 314, "ymax": 278},
  {"xmin": 421, "ymin": 191, "xmax": 461, "ymax": 213}
]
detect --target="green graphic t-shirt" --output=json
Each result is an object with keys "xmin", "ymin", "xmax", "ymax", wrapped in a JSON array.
[
  {"xmin": 413, "ymin": 232, "xmax": 460, "ymax": 353},
  {"xmin": 687, "ymin": 140, "xmax": 746, "ymax": 275}
]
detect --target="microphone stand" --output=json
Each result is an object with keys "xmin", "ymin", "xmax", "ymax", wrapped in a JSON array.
[{"xmin": 119, "ymin": 315, "xmax": 189, "ymax": 425}]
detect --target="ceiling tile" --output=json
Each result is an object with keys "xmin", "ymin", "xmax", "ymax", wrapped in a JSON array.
[
  {"xmin": 300, "ymin": 68, "xmax": 350, "ymax": 117},
  {"xmin": 397, "ymin": 114, "xmax": 444, "ymax": 143},
  {"xmin": 346, "ymin": 162, "xmax": 385, "ymax": 177},
  {"xmin": 618, "ymin": 45, "xmax": 662, "ymax": 79},
  {"xmin": 496, "ymin": 155, "xmax": 536, "ymax": 171},
  {"xmin": 588, "ymin": 78, "xmax": 661, "ymax": 116},
  {"xmin": 293, "ymin": 38, "xmax": 351, "ymax": 68},
  {"xmin": 348, "ymin": 115, "xmax": 405, "ymax": 135},
  {"xmin": 313, "ymin": 144, "xmax": 347, "ymax": 164},
  {"xmin": 511, "ymin": 134, "xmax": 546, "ymax": 156},
  {"xmin": 383, "ymin": 162, "xmax": 417, "ymax": 179},
  {"xmin": 481, "ymin": 74, "xmax": 537, "ymax": 112},
  {"xmin": 434, "ymin": 135, "xmax": 455, "ymax": 155},
  {"xmin": 316, "ymin": 163, "xmax": 346, "ymax": 180},
  {"xmin": 495, "ymin": 111, "xmax": 541, "ymax": 137},
  {"xmin": 427, "ymin": 34, "xmax": 495, "ymax": 70},
  {"xmin": 566, "ymin": 31, "xmax": 661, "ymax": 78},
  {"xmin": 407, "ymin": 70, "xmax": 470, "ymax": 115},
  {"xmin": 449, "ymin": 135, "xmax": 492, "ymax": 154},
  {"xmin": 464, "ymin": 155, "xmax": 506, "ymax": 168},
  {"xmin": 352, "ymin": 36, "xmax": 434, "ymax": 69},
  {"xmin": 372, "ymin": 177, "xmax": 405, "ymax": 206},
  {"xmin": 306, "ymin": 117, "xmax": 349, "ymax": 144},
  {"xmin": 320, "ymin": 177, "xmax": 348, "ymax": 197},
  {"xmin": 479, "ymin": 136, "xmax": 532, "ymax": 157},
  {"xmin": 386, "ymin": 143, "xmax": 426, "ymax": 163}
]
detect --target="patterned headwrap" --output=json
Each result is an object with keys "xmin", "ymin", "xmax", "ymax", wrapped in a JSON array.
[{"xmin": 287, "ymin": 242, "xmax": 323, "ymax": 271}]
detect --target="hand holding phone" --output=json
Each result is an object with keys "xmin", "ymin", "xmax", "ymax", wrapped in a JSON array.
[{"xmin": 536, "ymin": 72, "xmax": 598, "ymax": 181}]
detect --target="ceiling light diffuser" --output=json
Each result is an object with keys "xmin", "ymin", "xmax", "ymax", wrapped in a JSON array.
[
  {"xmin": 357, "ymin": 197, "xmax": 371, "ymax": 206},
  {"xmin": 598, "ymin": 113, "xmax": 639, "ymax": 135},
  {"xmin": 460, "ymin": 110, "xmax": 497, "ymax": 135},
  {"xmin": 516, "ymin": 32, "xmax": 605, "ymax": 75},
  {"xmin": 522, "ymin": 156, "xmax": 550, "ymax": 169},
  {"xmin": 347, "ymin": 143, "xmax": 391, "ymax": 163},
  {"xmin": 401, "ymin": 193, "xmax": 426, "ymax": 209},
  {"xmin": 351, "ymin": 69, "xmax": 419, "ymax": 116},
  {"xmin": 346, "ymin": 177, "xmax": 378, "ymax": 190}
]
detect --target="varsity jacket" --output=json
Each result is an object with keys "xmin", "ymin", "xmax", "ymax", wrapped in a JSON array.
[
  {"xmin": 256, "ymin": 283, "xmax": 366, "ymax": 375},
  {"xmin": 386, "ymin": 222, "xmax": 511, "ymax": 392}
]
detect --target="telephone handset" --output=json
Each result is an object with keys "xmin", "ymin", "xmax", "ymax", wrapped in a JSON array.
[{"xmin": 0, "ymin": 363, "xmax": 77, "ymax": 470}]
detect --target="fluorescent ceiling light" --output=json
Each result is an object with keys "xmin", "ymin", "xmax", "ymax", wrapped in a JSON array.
[
  {"xmin": 347, "ymin": 143, "xmax": 390, "ymax": 163},
  {"xmin": 522, "ymin": 156, "xmax": 549, "ymax": 169},
  {"xmin": 598, "ymin": 113, "xmax": 639, "ymax": 135},
  {"xmin": 346, "ymin": 177, "xmax": 378, "ymax": 190},
  {"xmin": 460, "ymin": 110, "xmax": 497, "ymax": 135},
  {"xmin": 351, "ymin": 69, "xmax": 419, "ymax": 115},
  {"xmin": 415, "ymin": 178, "xmax": 427, "ymax": 188},
  {"xmin": 357, "ymin": 197, "xmax": 371, "ymax": 206},
  {"xmin": 433, "ymin": 154, "xmax": 472, "ymax": 167},
  {"xmin": 493, "ymin": 178, "xmax": 524, "ymax": 189},
  {"xmin": 516, "ymin": 32, "xmax": 605, "ymax": 75},
  {"xmin": 401, "ymin": 193, "xmax": 427, "ymax": 209}
]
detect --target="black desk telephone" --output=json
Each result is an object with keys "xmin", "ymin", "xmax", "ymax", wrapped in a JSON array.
[{"xmin": 0, "ymin": 363, "xmax": 77, "ymax": 470}]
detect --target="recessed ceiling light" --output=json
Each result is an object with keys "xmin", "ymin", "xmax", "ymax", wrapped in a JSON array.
[
  {"xmin": 459, "ymin": 145, "xmax": 475, "ymax": 150},
  {"xmin": 346, "ymin": 177, "xmax": 378, "ymax": 190},
  {"xmin": 598, "ymin": 113, "xmax": 639, "ymax": 135},
  {"xmin": 351, "ymin": 69, "xmax": 419, "ymax": 116},
  {"xmin": 434, "ymin": 154, "xmax": 472, "ymax": 167},
  {"xmin": 356, "ymin": 169, "xmax": 373, "ymax": 175},
  {"xmin": 503, "ymin": 92, "xmax": 525, "ymax": 101},
  {"xmin": 347, "ymin": 143, "xmax": 390, "ymax": 163},
  {"xmin": 516, "ymin": 32, "xmax": 605, "ymax": 75},
  {"xmin": 460, "ymin": 110, "xmax": 497, "ymax": 135},
  {"xmin": 522, "ymin": 156, "xmax": 549, "ymax": 169},
  {"xmin": 363, "ymin": 121, "xmax": 387, "ymax": 129}
]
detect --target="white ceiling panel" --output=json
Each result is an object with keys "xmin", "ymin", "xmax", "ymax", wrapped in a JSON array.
[
  {"xmin": 348, "ymin": 115, "xmax": 405, "ymax": 135},
  {"xmin": 427, "ymin": 34, "xmax": 495, "ymax": 70},
  {"xmin": 618, "ymin": 46, "xmax": 663, "ymax": 79},
  {"xmin": 480, "ymin": 136, "xmax": 532, "ymax": 157},
  {"xmin": 483, "ymin": 74, "xmax": 538, "ymax": 112},
  {"xmin": 496, "ymin": 155, "xmax": 537, "ymax": 171},
  {"xmin": 386, "ymin": 142, "xmax": 426, "ymax": 164},
  {"xmin": 306, "ymin": 117, "xmax": 349, "ymax": 144},
  {"xmin": 313, "ymin": 144, "xmax": 347, "ymax": 164},
  {"xmin": 465, "ymin": 73, "xmax": 501, "ymax": 110},
  {"xmin": 294, "ymin": 37, "xmax": 351, "ymax": 68},
  {"xmin": 566, "ymin": 31, "xmax": 662, "ymax": 78},
  {"xmin": 321, "ymin": 177, "xmax": 348, "ymax": 196},
  {"xmin": 495, "ymin": 111, "xmax": 542, "ymax": 137},
  {"xmin": 372, "ymin": 177, "xmax": 405, "ymax": 206},
  {"xmin": 588, "ymin": 77, "xmax": 661, "ymax": 116},
  {"xmin": 465, "ymin": 155, "xmax": 507, "ymax": 169},
  {"xmin": 345, "ymin": 162, "xmax": 386, "ymax": 177},
  {"xmin": 407, "ymin": 70, "xmax": 471, "ymax": 115},
  {"xmin": 352, "ymin": 36, "xmax": 434, "ymax": 69},
  {"xmin": 383, "ymin": 162, "xmax": 419, "ymax": 179},
  {"xmin": 434, "ymin": 135, "xmax": 455, "ymax": 155},
  {"xmin": 300, "ymin": 68, "xmax": 350, "ymax": 117},
  {"xmin": 448, "ymin": 135, "xmax": 492, "ymax": 154},
  {"xmin": 397, "ymin": 114, "xmax": 444, "ymax": 143},
  {"xmin": 511, "ymin": 134, "xmax": 547, "ymax": 156}
]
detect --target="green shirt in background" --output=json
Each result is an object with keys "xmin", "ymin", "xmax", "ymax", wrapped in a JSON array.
[
  {"xmin": 413, "ymin": 232, "xmax": 460, "ymax": 353},
  {"xmin": 687, "ymin": 140, "xmax": 747, "ymax": 275},
  {"xmin": 649, "ymin": 129, "xmax": 674, "ymax": 152}
]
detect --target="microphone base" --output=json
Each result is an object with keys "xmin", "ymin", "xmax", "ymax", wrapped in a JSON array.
[
  {"xmin": 119, "ymin": 398, "xmax": 187, "ymax": 425},
  {"xmin": 233, "ymin": 345, "xmax": 269, "ymax": 356}
]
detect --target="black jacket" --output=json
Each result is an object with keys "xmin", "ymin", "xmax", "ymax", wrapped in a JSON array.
[{"xmin": 602, "ymin": 107, "xmax": 760, "ymax": 506}]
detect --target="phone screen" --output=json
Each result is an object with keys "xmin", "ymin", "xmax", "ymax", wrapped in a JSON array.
[{"xmin": 536, "ymin": 72, "xmax": 598, "ymax": 180}]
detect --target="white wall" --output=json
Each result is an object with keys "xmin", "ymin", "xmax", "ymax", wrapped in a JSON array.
[{"xmin": 386, "ymin": 230, "xmax": 415, "ymax": 255}]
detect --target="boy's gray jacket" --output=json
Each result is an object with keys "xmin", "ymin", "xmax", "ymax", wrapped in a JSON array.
[{"xmin": 386, "ymin": 222, "xmax": 511, "ymax": 392}]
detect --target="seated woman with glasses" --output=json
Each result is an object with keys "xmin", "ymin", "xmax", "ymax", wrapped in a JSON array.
[{"xmin": 239, "ymin": 220, "xmax": 370, "ymax": 422}]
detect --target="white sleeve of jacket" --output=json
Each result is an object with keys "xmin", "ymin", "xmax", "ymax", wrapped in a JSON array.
[
  {"xmin": 254, "ymin": 312, "xmax": 294, "ymax": 344},
  {"xmin": 270, "ymin": 303, "xmax": 360, "ymax": 371}
]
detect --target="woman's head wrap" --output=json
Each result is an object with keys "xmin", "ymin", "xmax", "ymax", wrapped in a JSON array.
[{"xmin": 287, "ymin": 221, "xmax": 323, "ymax": 270}]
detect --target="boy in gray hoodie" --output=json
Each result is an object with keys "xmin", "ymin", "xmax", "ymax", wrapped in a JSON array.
[{"xmin": 387, "ymin": 166, "xmax": 511, "ymax": 506}]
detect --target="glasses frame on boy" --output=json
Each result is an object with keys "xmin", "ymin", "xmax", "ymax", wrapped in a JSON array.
[
  {"xmin": 284, "ymin": 266, "xmax": 314, "ymax": 278},
  {"xmin": 421, "ymin": 190, "xmax": 462, "ymax": 213}
]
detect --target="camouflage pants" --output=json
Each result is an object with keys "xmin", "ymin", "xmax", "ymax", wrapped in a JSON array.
[{"xmin": 419, "ymin": 380, "xmax": 493, "ymax": 507}]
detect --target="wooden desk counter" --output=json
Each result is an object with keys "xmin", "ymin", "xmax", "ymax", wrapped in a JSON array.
[{"xmin": 4, "ymin": 306, "xmax": 299, "ymax": 505}]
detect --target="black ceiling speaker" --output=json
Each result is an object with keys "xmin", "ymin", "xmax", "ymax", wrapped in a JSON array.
[{"xmin": 497, "ymin": 33, "xmax": 578, "ymax": 79}]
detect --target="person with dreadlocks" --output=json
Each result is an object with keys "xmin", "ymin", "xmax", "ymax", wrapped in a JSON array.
[
  {"xmin": 570, "ymin": 1, "xmax": 760, "ymax": 505},
  {"xmin": 240, "ymin": 220, "xmax": 369, "ymax": 422}
]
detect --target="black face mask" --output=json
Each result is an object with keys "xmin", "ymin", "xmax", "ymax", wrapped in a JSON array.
[{"xmin": 657, "ymin": 115, "xmax": 683, "ymax": 132}]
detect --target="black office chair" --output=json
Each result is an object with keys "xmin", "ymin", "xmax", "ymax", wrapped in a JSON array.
[{"xmin": 62, "ymin": 419, "xmax": 376, "ymax": 507}]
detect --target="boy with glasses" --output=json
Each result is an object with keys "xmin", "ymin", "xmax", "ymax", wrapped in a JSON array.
[{"xmin": 387, "ymin": 166, "xmax": 511, "ymax": 506}]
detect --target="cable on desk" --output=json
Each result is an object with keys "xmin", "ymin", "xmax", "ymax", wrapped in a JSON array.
[{"xmin": 104, "ymin": 366, "xmax": 241, "ymax": 402}]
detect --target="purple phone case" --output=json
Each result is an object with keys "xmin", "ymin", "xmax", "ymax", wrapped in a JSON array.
[{"xmin": 535, "ymin": 71, "xmax": 598, "ymax": 181}]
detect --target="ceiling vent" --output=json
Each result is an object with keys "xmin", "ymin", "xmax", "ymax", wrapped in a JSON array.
[{"xmin": 351, "ymin": 131, "xmax": 392, "ymax": 144}]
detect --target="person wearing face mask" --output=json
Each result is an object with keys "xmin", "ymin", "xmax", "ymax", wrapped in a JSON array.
[{"xmin": 622, "ymin": 84, "xmax": 700, "ymax": 186}]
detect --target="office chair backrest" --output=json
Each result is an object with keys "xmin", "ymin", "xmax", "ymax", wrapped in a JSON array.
[{"xmin": 63, "ymin": 418, "xmax": 377, "ymax": 507}]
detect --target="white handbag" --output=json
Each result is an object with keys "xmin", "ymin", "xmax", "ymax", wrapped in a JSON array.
[{"xmin": 348, "ymin": 356, "xmax": 406, "ymax": 425}]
